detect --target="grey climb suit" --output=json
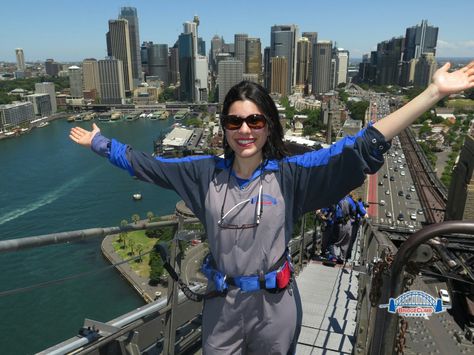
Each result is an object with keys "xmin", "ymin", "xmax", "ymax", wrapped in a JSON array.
[{"xmin": 91, "ymin": 125, "xmax": 390, "ymax": 354}]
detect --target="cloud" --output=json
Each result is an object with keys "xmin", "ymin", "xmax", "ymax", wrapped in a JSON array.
[{"xmin": 437, "ymin": 40, "xmax": 457, "ymax": 49}]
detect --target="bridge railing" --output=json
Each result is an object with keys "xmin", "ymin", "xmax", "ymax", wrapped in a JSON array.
[{"xmin": 1, "ymin": 213, "xmax": 315, "ymax": 354}]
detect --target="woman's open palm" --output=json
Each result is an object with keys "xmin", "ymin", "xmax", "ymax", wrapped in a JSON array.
[
  {"xmin": 433, "ymin": 61, "xmax": 474, "ymax": 96},
  {"xmin": 69, "ymin": 123, "xmax": 101, "ymax": 148}
]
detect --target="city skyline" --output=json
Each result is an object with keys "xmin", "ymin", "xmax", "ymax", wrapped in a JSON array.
[{"xmin": 2, "ymin": 0, "xmax": 473, "ymax": 63}]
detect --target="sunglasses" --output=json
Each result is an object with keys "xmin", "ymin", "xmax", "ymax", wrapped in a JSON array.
[{"xmin": 222, "ymin": 114, "xmax": 267, "ymax": 130}]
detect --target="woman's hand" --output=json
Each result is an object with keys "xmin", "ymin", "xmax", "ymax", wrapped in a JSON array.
[
  {"xmin": 69, "ymin": 123, "xmax": 101, "ymax": 148},
  {"xmin": 432, "ymin": 61, "xmax": 474, "ymax": 98}
]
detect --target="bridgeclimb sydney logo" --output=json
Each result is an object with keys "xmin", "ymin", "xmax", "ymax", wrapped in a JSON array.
[{"xmin": 379, "ymin": 290, "xmax": 450, "ymax": 318}]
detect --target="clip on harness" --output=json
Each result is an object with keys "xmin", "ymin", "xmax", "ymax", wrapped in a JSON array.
[{"xmin": 155, "ymin": 243, "xmax": 294, "ymax": 302}]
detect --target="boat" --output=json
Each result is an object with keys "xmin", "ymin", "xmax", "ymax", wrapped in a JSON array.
[
  {"xmin": 110, "ymin": 112, "xmax": 122, "ymax": 121},
  {"xmin": 4, "ymin": 131, "xmax": 16, "ymax": 136},
  {"xmin": 38, "ymin": 122, "xmax": 49, "ymax": 128},
  {"xmin": 74, "ymin": 114, "xmax": 83, "ymax": 121},
  {"xmin": 67, "ymin": 116, "xmax": 76, "ymax": 122},
  {"xmin": 160, "ymin": 110, "xmax": 170, "ymax": 119},
  {"xmin": 173, "ymin": 110, "xmax": 188, "ymax": 120},
  {"xmin": 83, "ymin": 113, "xmax": 96, "ymax": 121},
  {"xmin": 132, "ymin": 193, "xmax": 142, "ymax": 201}
]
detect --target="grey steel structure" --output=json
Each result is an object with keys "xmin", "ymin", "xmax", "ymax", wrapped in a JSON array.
[
  {"xmin": 68, "ymin": 66, "xmax": 83, "ymax": 98},
  {"xmin": 234, "ymin": 33, "xmax": 248, "ymax": 68},
  {"xmin": 217, "ymin": 59, "xmax": 243, "ymax": 104},
  {"xmin": 35, "ymin": 82, "xmax": 57, "ymax": 114},
  {"xmin": 270, "ymin": 25, "xmax": 298, "ymax": 95},
  {"xmin": 119, "ymin": 6, "xmax": 142, "ymax": 86}
]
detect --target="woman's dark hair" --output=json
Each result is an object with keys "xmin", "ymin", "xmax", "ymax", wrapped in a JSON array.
[{"xmin": 221, "ymin": 81, "xmax": 288, "ymax": 160}]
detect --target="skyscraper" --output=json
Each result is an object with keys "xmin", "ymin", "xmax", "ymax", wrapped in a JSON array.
[
  {"xmin": 302, "ymin": 32, "xmax": 318, "ymax": 85},
  {"xmin": 119, "ymin": 7, "xmax": 142, "ymax": 86},
  {"xmin": 235, "ymin": 34, "xmax": 249, "ymax": 68},
  {"xmin": 148, "ymin": 44, "xmax": 169, "ymax": 86},
  {"xmin": 98, "ymin": 58, "xmax": 126, "ymax": 105},
  {"xmin": 270, "ymin": 25, "xmax": 298, "ymax": 95},
  {"xmin": 35, "ymin": 82, "xmax": 57, "ymax": 114},
  {"xmin": 375, "ymin": 37, "xmax": 404, "ymax": 85},
  {"xmin": 312, "ymin": 41, "xmax": 333, "ymax": 94},
  {"xmin": 108, "ymin": 19, "xmax": 134, "ymax": 93},
  {"xmin": 271, "ymin": 56, "xmax": 288, "ymax": 97},
  {"xmin": 210, "ymin": 35, "xmax": 224, "ymax": 74},
  {"xmin": 178, "ymin": 31, "xmax": 194, "ymax": 102},
  {"xmin": 217, "ymin": 59, "xmax": 243, "ymax": 104},
  {"xmin": 169, "ymin": 45, "xmax": 179, "ymax": 86},
  {"xmin": 140, "ymin": 41, "xmax": 152, "ymax": 76},
  {"xmin": 15, "ymin": 48, "xmax": 25, "ymax": 71},
  {"xmin": 68, "ymin": 66, "xmax": 83, "ymax": 98},
  {"xmin": 263, "ymin": 47, "xmax": 271, "ymax": 90},
  {"xmin": 45, "ymin": 59, "xmax": 60, "ymax": 77},
  {"xmin": 82, "ymin": 58, "xmax": 101, "ymax": 100},
  {"xmin": 245, "ymin": 37, "xmax": 262, "ymax": 78},
  {"xmin": 296, "ymin": 37, "xmax": 310, "ymax": 86},
  {"xmin": 334, "ymin": 48, "xmax": 349, "ymax": 86},
  {"xmin": 403, "ymin": 20, "xmax": 438, "ymax": 61}
]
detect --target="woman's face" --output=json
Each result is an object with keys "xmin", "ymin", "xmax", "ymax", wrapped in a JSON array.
[{"xmin": 225, "ymin": 100, "xmax": 269, "ymax": 161}]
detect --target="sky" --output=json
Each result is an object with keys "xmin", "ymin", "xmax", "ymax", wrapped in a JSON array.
[{"xmin": 2, "ymin": 0, "xmax": 473, "ymax": 62}]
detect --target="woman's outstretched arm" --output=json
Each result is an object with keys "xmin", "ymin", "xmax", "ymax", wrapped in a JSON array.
[{"xmin": 373, "ymin": 61, "xmax": 474, "ymax": 140}]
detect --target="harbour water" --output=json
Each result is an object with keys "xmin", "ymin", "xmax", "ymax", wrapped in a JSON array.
[{"xmin": 0, "ymin": 117, "xmax": 180, "ymax": 354}]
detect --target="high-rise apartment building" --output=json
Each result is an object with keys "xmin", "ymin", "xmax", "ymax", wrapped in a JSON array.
[
  {"xmin": 271, "ymin": 56, "xmax": 288, "ymax": 97},
  {"xmin": 68, "ymin": 66, "xmax": 83, "ymax": 98},
  {"xmin": 198, "ymin": 37, "xmax": 206, "ymax": 56},
  {"xmin": 15, "ymin": 48, "xmax": 26, "ymax": 71},
  {"xmin": 108, "ymin": 19, "xmax": 134, "ymax": 93},
  {"xmin": 196, "ymin": 56, "xmax": 208, "ymax": 102},
  {"xmin": 82, "ymin": 59, "xmax": 101, "ymax": 100},
  {"xmin": 296, "ymin": 37, "xmax": 310, "ymax": 86},
  {"xmin": 302, "ymin": 32, "xmax": 318, "ymax": 85},
  {"xmin": 148, "ymin": 44, "xmax": 169, "ymax": 86},
  {"xmin": 119, "ymin": 7, "xmax": 142, "ymax": 86},
  {"xmin": 98, "ymin": 58, "xmax": 126, "ymax": 105},
  {"xmin": 235, "ymin": 34, "xmax": 249, "ymax": 68},
  {"xmin": 35, "ymin": 82, "xmax": 57, "ymax": 114},
  {"xmin": 312, "ymin": 41, "xmax": 333, "ymax": 94},
  {"xmin": 403, "ymin": 20, "xmax": 438, "ymax": 61},
  {"xmin": 140, "ymin": 41, "xmax": 151, "ymax": 76},
  {"xmin": 245, "ymin": 38, "xmax": 262, "ymax": 79},
  {"xmin": 270, "ymin": 25, "xmax": 298, "ymax": 95},
  {"xmin": 414, "ymin": 53, "xmax": 437, "ymax": 87},
  {"xmin": 334, "ymin": 48, "xmax": 349, "ymax": 86},
  {"xmin": 217, "ymin": 59, "xmax": 243, "ymax": 104}
]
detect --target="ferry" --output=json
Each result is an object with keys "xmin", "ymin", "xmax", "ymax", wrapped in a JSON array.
[
  {"xmin": 98, "ymin": 113, "xmax": 112, "ymax": 122},
  {"xmin": 83, "ymin": 113, "xmax": 96, "ymax": 121},
  {"xmin": 173, "ymin": 110, "xmax": 188, "ymax": 120},
  {"xmin": 132, "ymin": 193, "xmax": 142, "ymax": 201},
  {"xmin": 38, "ymin": 122, "xmax": 50, "ymax": 128},
  {"xmin": 110, "ymin": 112, "xmax": 122, "ymax": 121}
]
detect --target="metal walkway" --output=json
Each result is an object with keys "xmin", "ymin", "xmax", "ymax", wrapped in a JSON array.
[{"xmin": 296, "ymin": 261, "xmax": 358, "ymax": 354}]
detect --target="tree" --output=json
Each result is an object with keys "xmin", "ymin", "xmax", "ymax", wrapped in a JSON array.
[
  {"xmin": 136, "ymin": 244, "xmax": 144, "ymax": 262},
  {"xmin": 146, "ymin": 211, "xmax": 154, "ymax": 222},
  {"xmin": 158, "ymin": 87, "xmax": 175, "ymax": 102},
  {"xmin": 149, "ymin": 247, "xmax": 165, "ymax": 285},
  {"xmin": 118, "ymin": 219, "xmax": 129, "ymax": 245},
  {"xmin": 128, "ymin": 239, "xmax": 135, "ymax": 256},
  {"xmin": 132, "ymin": 214, "xmax": 140, "ymax": 224},
  {"xmin": 346, "ymin": 100, "xmax": 369, "ymax": 121}
]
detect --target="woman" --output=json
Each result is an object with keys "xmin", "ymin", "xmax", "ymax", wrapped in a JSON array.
[{"xmin": 70, "ymin": 61, "xmax": 473, "ymax": 354}]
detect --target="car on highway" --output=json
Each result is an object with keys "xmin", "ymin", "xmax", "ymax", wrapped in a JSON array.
[
  {"xmin": 439, "ymin": 289, "xmax": 451, "ymax": 305},
  {"xmin": 398, "ymin": 190, "xmax": 404, "ymax": 196},
  {"xmin": 406, "ymin": 194, "xmax": 412, "ymax": 200},
  {"xmin": 417, "ymin": 208, "xmax": 424, "ymax": 215},
  {"xmin": 383, "ymin": 173, "xmax": 388, "ymax": 178},
  {"xmin": 410, "ymin": 185, "xmax": 415, "ymax": 192},
  {"xmin": 380, "ymin": 199, "xmax": 386, "ymax": 206},
  {"xmin": 390, "ymin": 176, "xmax": 395, "ymax": 181},
  {"xmin": 378, "ymin": 181, "xmax": 384, "ymax": 186},
  {"xmin": 410, "ymin": 212, "xmax": 417, "ymax": 220},
  {"xmin": 386, "ymin": 211, "xmax": 392, "ymax": 218},
  {"xmin": 385, "ymin": 190, "xmax": 390, "ymax": 195},
  {"xmin": 394, "ymin": 167, "xmax": 398, "ymax": 172},
  {"xmin": 397, "ymin": 212, "xmax": 404, "ymax": 221},
  {"xmin": 400, "ymin": 171, "xmax": 406, "ymax": 176}
]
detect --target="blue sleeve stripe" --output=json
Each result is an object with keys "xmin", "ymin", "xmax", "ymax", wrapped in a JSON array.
[
  {"xmin": 284, "ymin": 130, "xmax": 364, "ymax": 168},
  {"xmin": 110, "ymin": 139, "xmax": 134, "ymax": 176},
  {"xmin": 154, "ymin": 155, "xmax": 214, "ymax": 164}
]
